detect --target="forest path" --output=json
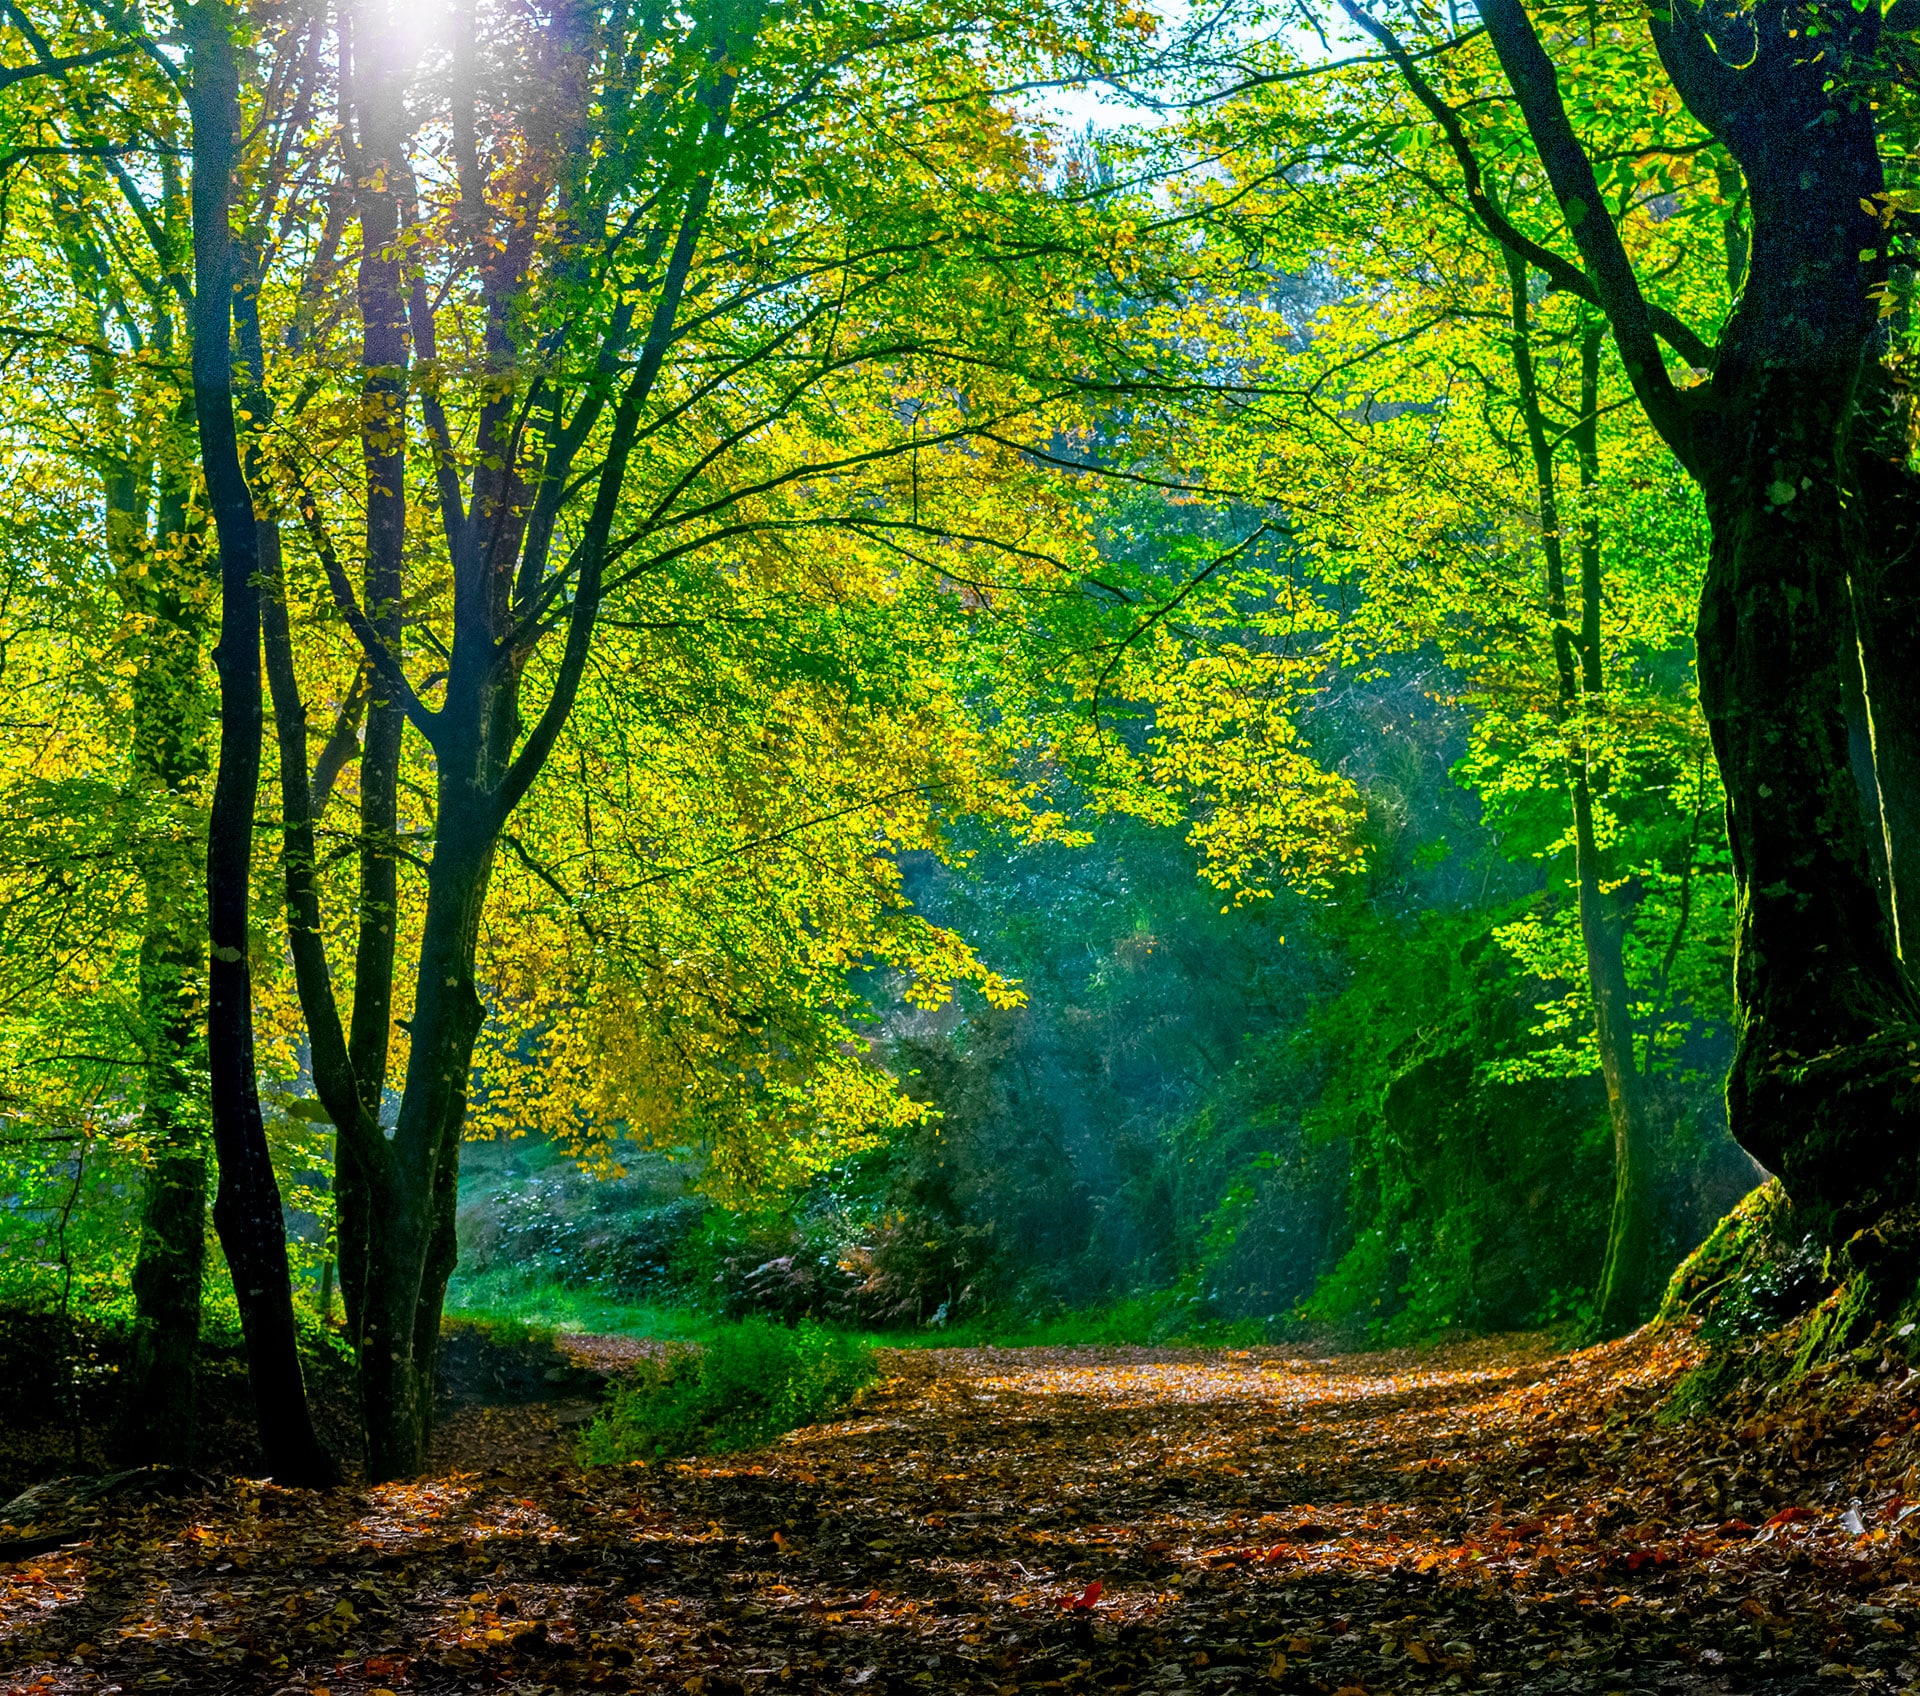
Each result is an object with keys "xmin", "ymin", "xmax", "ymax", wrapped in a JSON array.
[{"xmin": 3, "ymin": 1327, "xmax": 1917, "ymax": 1694}]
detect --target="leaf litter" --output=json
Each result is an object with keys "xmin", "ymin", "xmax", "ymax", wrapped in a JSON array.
[{"xmin": 7, "ymin": 1323, "xmax": 1920, "ymax": 1693}]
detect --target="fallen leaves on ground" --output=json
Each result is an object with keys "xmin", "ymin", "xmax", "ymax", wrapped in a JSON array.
[{"xmin": 7, "ymin": 1323, "xmax": 1920, "ymax": 1693}]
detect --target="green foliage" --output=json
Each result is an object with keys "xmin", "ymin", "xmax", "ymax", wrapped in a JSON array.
[
  {"xmin": 880, "ymin": 814, "xmax": 1339, "ymax": 1316},
  {"xmin": 1288, "ymin": 909, "xmax": 1601, "ymax": 1342},
  {"xmin": 453, "ymin": 1136, "xmax": 706, "ymax": 1306},
  {"xmin": 577, "ymin": 1319, "xmax": 878, "ymax": 1465}
]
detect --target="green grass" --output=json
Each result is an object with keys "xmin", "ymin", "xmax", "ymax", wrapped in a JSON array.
[
  {"xmin": 450, "ymin": 1267, "xmax": 1270, "ymax": 1352},
  {"xmin": 577, "ymin": 1317, "xmax": 878, "ymax": 1464},
  {"xmin": 444, "ymin": 1264, "xmax": 715, "ymax": 1340}
]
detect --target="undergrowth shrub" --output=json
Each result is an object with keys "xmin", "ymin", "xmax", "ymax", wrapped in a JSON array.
[{"xmin": 577, "ymin": 1319, "xmax": 877, "ymax": 1464}]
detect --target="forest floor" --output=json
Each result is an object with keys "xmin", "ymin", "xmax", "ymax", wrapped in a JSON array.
[{"xmin": 5, "ymin": 1324, "xmax": 1920, "ymax": 1695}]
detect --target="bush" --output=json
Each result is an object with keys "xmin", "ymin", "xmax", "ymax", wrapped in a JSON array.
[
  {"xmin": 837, "ymin": 1210, "xmax": 994, "ymax": 1327},
  {"xmin": 704, "ymin": 1229, "xmax": 855, "ymax": 1323},
  {"xmin": 577, "ymin": 1319, "xmax": 877, "ymax": 1464}
]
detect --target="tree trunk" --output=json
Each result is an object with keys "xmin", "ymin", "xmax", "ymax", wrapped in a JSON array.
[
  {"xmin": 1578, "ymin": 776, "xmax": 1658, "ymax": 1335},
  {"xmin": 1653, "ymin": 0, "xmax": 1919, "ymax": 1233},
  {"xmin": 1507, "ymin": 258, "xmax": 1661, "ymax": 1332},
  {"xmin": 184, "ymin": 0, "xmax": 337, "ymax": 1487},
  {"xmin": 105, "ymin": 350, "xmax": 212, "ymax": 1465},
  {"xmin": 1572, "ymin": 320, "xmax": 1659, "ymax": 1335},
  {"xmin": 335, "ymin": 37, "xmax": 410, "ymax": 1342},
  {"xmin": 123, "ymin": 622, "xmax": 210, "ymax": 1464},
  {"xmin": 358, "ymin": 811, "xmax": 496, "ymax": 1481},
  {"xmin": 1693, "ymin": 364, "xmax": 1920, "ymax": 1237},
  {"xmin": 124, "ymin": 1151, "xmax": 205, "ymax": 1463}
]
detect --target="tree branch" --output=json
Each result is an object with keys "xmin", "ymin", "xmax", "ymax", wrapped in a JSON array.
[
  {"xmin": 1336, "ymin": 0, "xmax": 1713, "ymax": 403},
  {"xmin": 260, "ymin": 536, "xmax": 389, "ymax": 1186},
  {"xmin": 1473, "ymin": 0, "xmax": 1699, "ymax": 466},
  {"xmin": 493, "ymin": 55, "xmax": 747, "ymax": 823},
  {"xmin": 290, "ymin": 474, "xmax": 441, "ymax": 746},
  {"xmin": 310, "ymin": 664, "xmax": 369, "ymax": 821}
]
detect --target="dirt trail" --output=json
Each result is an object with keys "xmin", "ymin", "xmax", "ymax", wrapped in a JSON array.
[{"xmin": 5, "ymin": 1329, "xmax": 1920, "ymax": 1694}]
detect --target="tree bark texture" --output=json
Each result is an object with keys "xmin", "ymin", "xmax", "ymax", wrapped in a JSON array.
[
  {"xmin": 1691, "ymin": 369, "xmax": 1920, "ymax": 1234},
  {"xmin": 184, "ymin": 0, "xmax": 337, "ymax": 1487},
  {"xmin": 1659, "ymin": 2, "xmax": 1920, "ymax": 1233}
]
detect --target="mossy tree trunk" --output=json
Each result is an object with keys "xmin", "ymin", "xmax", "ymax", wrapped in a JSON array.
[
  {"xmin": 121, "ymin": 503, "xmax": 213, "ymax": 1465},
  {"xmin": 1506, "ymin": 256, "xmax": 1660, "ymax": 1333}
]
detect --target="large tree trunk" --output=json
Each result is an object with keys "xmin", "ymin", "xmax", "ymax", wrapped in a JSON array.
[
  {"xmin": 1693, "ymin": 365, "xmax": 1920, "ymax": 1236},
  {"xmin": 358, "ymin": 810, "xmax": 496, "ymax": 1480},
  {"xmin": 185, "ymin": 0, "xmax": 337, "ymax": 1487},
  {"xmin": 1468, "ymin": 0, "xmax": 1920, "ymax": 1245},
  {"xmin": 1647, "ymin": 0, "xmax": 1920, "ymax": 1235}
]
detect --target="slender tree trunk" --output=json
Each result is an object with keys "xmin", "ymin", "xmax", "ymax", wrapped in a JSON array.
[
  {"xmin": 1577, "ymin": 777, "xmax": 1657, "ymax": 1333},
  {"xmin": 123, "ymin": 590, "xmax": 212, "ymax": 1461},
  {"xmin": 1507, "ymin": 258, "xmax": 1659, "ymax": 1331},
  {"xmin": 97, "ymin": 347, "xmax": 214, "ymax": 1465},
  {"xmin": 124, "ymin": 618, "xmax": 209, "ymax": 1465},
  {"xmin": 335, "ymin": 33, "xmax": 409, "ymax": 1343},
  {"xmin": 1572, "ymin": 321, "xmax": 1659, "ymax": 1333},
  {"xmin": 184, "ymin": 0, "xmax": 337, "ymax": 1487}
]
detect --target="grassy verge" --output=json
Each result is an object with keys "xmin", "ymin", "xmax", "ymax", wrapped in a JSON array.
[
  {"xmin": 448, "ymin": 1270, "xmax": 1269, "ymax": 1351},
  {"xmin": 443, "ymin": 1265, "xmax": 716, "ymax": 1340}
]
